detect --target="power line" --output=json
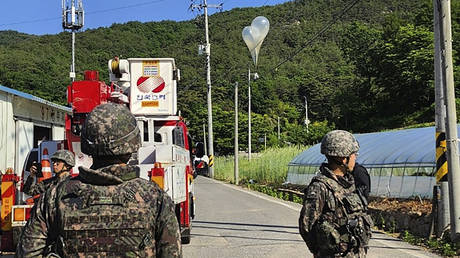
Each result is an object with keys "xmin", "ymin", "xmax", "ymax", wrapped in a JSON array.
[
  {"xmin": 0, "ymin": 0, "xmax": 168, "ymax": 28},
  {"xmin": 85, "ymin": 0, "xmax": 168, "ymax": 15},
  {"xmin": 0, "ymin": 17, "xmax": 60, "ymax": 27},
  {"xmin": 271, "ymin": 0, "xmax": 360, "ymax": 72}
]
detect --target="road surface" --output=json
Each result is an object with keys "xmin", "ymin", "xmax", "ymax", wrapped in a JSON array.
[{"xmin": 183, "ymin": 176, "xmax": 441, "ymax": 258}]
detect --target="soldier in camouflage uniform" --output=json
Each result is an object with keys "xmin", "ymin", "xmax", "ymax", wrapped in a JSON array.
[
  {"xmin": 16, "ymin": 103, "xmax": 182, "ymax": 257},
  {"xmin": 23, "ymin": 150, "xmax": 75, "ymax": 196},
  {"xmin": 299, "ymin": 130, "xmax": 373, "ymax": 258}
]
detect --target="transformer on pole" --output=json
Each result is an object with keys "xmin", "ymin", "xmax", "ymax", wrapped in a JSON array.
[{"xmin": 62, "ymin": 0, "xmax": 84, "ymax": 82}]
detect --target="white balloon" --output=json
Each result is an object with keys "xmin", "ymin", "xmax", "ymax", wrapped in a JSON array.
[
  {"xmin": 251, "ymin": 16, "xmax": 270, "ymax": 43},
  {"xmin": 242, "ymin": 16, "xmax": 270, "ymax": 66},
  {"xmin": 242, "ymin": 26, "xmax": 257, "ymax": 51}
]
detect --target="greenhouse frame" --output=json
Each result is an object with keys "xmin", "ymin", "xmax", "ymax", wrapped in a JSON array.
[{"xmin": 286, "ymin": 126, "xmax": 454, "ymax": 198}]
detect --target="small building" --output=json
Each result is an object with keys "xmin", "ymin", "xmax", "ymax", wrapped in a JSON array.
[
  {"xmin": 286, "ymin": 127, "xmax": 448, "ymax": 198},
  {"xmin": 0, "ymin": 85, "xmax": 71, "ymax": 177}
]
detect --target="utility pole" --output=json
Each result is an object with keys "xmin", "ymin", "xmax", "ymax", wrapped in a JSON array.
[
  {"xmin": 191, "ymin": 0, "xmax": 222, "ymax": 178},
  {"xmin": 437, "ymin": 0, "xmax": 460, "ymax": 242},
  {"xmin": 264, "ymin": 133, "xmax": 267, "ymax": 151},
  {"xmin": 304, "ymin": 96, "xmax": 310, "ymax": 133},
  {"xmin": 203, "ymin": 122, "xmax": 207, "ymax": 155},
  {"xmin": 248, "ymin": 66, "xmax": 252, "ymax": 160},
  {"xmin": 433, "ymin": 0, "xmax": 449, "ymax": 237},
  {"xmin": 278, "ymin": 116, "xmax": 280, "ymax": 141},
  {"xmin": 234, "ymin": 82, "xmax": 239, "ymax": 185},
  {"xmin": 62, "ymin": 0, "xmax": 84, "ymax": 82},
  {"xmin": 247, "ymin": 66, "xmax": 259, "ymax": 161}
]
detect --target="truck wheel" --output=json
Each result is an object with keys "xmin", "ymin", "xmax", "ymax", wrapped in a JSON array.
[
  {"xmin": 181, "ymin": 195, "xmax": 193, "ymax": 244},
  {"xmin": 190, "ymin": 193, "xmax": 195, "ymax": 219},
  {"xmin": 181, "ymin": 228, "xmax": 191, "ymax": 244}
]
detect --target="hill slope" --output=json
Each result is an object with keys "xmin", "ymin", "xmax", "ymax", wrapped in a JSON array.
[{"xmin": 0, "ymin": 0, "xmax": 459, "ymax": 154}]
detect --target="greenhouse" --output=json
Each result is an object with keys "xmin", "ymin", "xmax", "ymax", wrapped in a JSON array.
[{"xmin": 286, "ymin": 126, "xmax": 455, "ymax": 198}]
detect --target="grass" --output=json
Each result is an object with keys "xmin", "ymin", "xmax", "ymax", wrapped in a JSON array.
[
  {"xmin": 401, "ymin": 230, "xmax": 458, "ymax": 257},
  {"xmin": 214, "ymin": 146, "xmax": 305, "ymax": 186}
]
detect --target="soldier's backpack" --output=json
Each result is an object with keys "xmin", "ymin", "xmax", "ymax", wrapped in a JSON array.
[
  {"xmin": 310, "ymin": 174, "xmax": 373, "ymax": 255},
  {"xmin": 52, "ymin": 178, "xmax": 159, "ymax": 257}
]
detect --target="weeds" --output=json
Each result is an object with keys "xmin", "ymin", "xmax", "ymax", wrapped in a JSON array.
[
  {"xmin": 401, "ymin": 230, "xmax": 458, "ymax": 257},
  {"xmin": 214, "ymin": 146, "xmax": 304, "ymax": 185}
]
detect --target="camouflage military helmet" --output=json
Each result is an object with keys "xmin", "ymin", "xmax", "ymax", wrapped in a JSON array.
[
  {"xmin": 51, "ymin": 150, "xmax": 75, "ymax": 167},
  {"xmin": 81, "ymin": 103, "xmax": 141, "ymax": 157},
  {"xmin": 320, "ymin": 130, "xmax": 359, "ymax": 157}
]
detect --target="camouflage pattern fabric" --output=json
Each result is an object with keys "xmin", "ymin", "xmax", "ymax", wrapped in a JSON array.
[
  {"xmin": 321, "ymin": 130, "xmax": 359, "ymax": 157},
  {"xmin": 16, "ymin": 164, "xmax": 182, "ymax": 257},
  {"xmin": 81, "ymin": 103, "xmax": 141, "ymax": 157},
  {"xmin": 22, "ymin": 173, "xmax": 69, "ymax": 196},
  {"xmin": 299, "ymin": 164, "xmax": 372, "ymax": 258},
  {"xmin": 51, "ymin": 150, "xmax": 75, "ymax": 167}
]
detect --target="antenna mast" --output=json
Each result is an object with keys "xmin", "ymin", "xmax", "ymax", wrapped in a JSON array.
[{"xmin": 62, "ymin": 0, "xmax": 84, "ymax": 82}]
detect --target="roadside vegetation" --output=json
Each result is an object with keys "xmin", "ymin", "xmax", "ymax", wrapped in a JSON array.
[
  {"xmin": 400, "ymin": 230, "xmax": 458, "ymax": 257},
  {"xmin": 214, "ymin": 145, "xmax": 304, "ymax": 186}
]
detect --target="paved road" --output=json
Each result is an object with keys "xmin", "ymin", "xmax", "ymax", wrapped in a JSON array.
[{"xmin": 183, "ymin": 176, "xmax": 441, "ymax": 258}]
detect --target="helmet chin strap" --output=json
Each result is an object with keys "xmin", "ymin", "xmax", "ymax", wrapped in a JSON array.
[
  {"xmin": 344, "ymin": 157, "xmax": 352, "ymax": 173},
  {"xmin": 55, "ymin": 164, "xmax": 71, "ymax": 174}
]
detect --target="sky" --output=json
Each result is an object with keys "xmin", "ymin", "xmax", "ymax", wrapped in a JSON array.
[{"xmin": 0, "ymin": 0, "xmax": 291, "ymax": 35}]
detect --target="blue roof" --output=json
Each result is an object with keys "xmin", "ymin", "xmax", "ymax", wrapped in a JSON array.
[
  {"xmin": 0, "ymin": 85, "xmax": 71, "ymax": 112},
  {"xmin": 289, "ymin": 126, "xmax": 456, "ymax": 168}
]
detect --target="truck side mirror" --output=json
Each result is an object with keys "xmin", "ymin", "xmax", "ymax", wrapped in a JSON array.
[
  {"xmin": 174, "ymin": 69, "xmax": 180, "ymax": 81},
  {"xmin": 195, "ymin": 142, "xmax": 205, "ymax": 158}
]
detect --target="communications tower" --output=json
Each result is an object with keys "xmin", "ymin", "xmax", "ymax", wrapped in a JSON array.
[{"xmin": 62, "ymin": 0, "xmax": 84, "ymax": 81}]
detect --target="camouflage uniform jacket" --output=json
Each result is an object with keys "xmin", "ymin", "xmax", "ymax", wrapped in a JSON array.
[
  {"xmin": 22, "ymin": 173, "xmax": 69, "ymax": 196},
  {"xmin": 16, "ymin": 164, "xmax": 182, "ymax": 258},
  {"xmin": 299, "ymin": 164, "xmax": 372, "ymax": 258}
]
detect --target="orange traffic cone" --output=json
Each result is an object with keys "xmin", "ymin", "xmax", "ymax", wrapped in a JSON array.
[{"xmin": 38, "ymin": 148, "xmax": 52, "ymax": 182}]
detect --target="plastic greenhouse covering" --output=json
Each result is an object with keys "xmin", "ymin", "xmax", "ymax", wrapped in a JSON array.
[{"xmin": 286, "ymin": 126, "xmax": 460, "ymax": 198}]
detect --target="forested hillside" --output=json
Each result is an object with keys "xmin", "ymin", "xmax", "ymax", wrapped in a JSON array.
[{"xmin": 0, "ymin": 0, "xmax": 459, "ymax": 155}]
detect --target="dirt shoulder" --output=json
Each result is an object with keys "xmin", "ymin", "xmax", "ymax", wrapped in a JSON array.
[{"xmin": 368, "ymin": 197, "xmax": 432, "ymax": 216}]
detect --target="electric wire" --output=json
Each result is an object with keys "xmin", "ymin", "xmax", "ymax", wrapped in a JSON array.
[
  {"xmin": 0, "ymin": 0, "xmax": 168, "ymax": 28},
  {"xmin": 0, "ymin": 17, "xmax": 60, "ymax": 27},
  {"xmin": 85, "ymin": 0, "xmax": 168, "ymax": 15},
  {"xmin": 271, "ymin": 0, "xmax": 360, "ymax": 72}
]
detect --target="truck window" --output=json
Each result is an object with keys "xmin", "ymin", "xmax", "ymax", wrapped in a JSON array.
[
  {"xmin": 143, "ymin": 121, "xmax": 149, "ymax": 142},
  {"xmin": 172, "ymin": 127, "xmax": 184, "ymax": 148},
  {"xmin": 154, "ymin": 133, "xmax": 162, "ymax": 142}
]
